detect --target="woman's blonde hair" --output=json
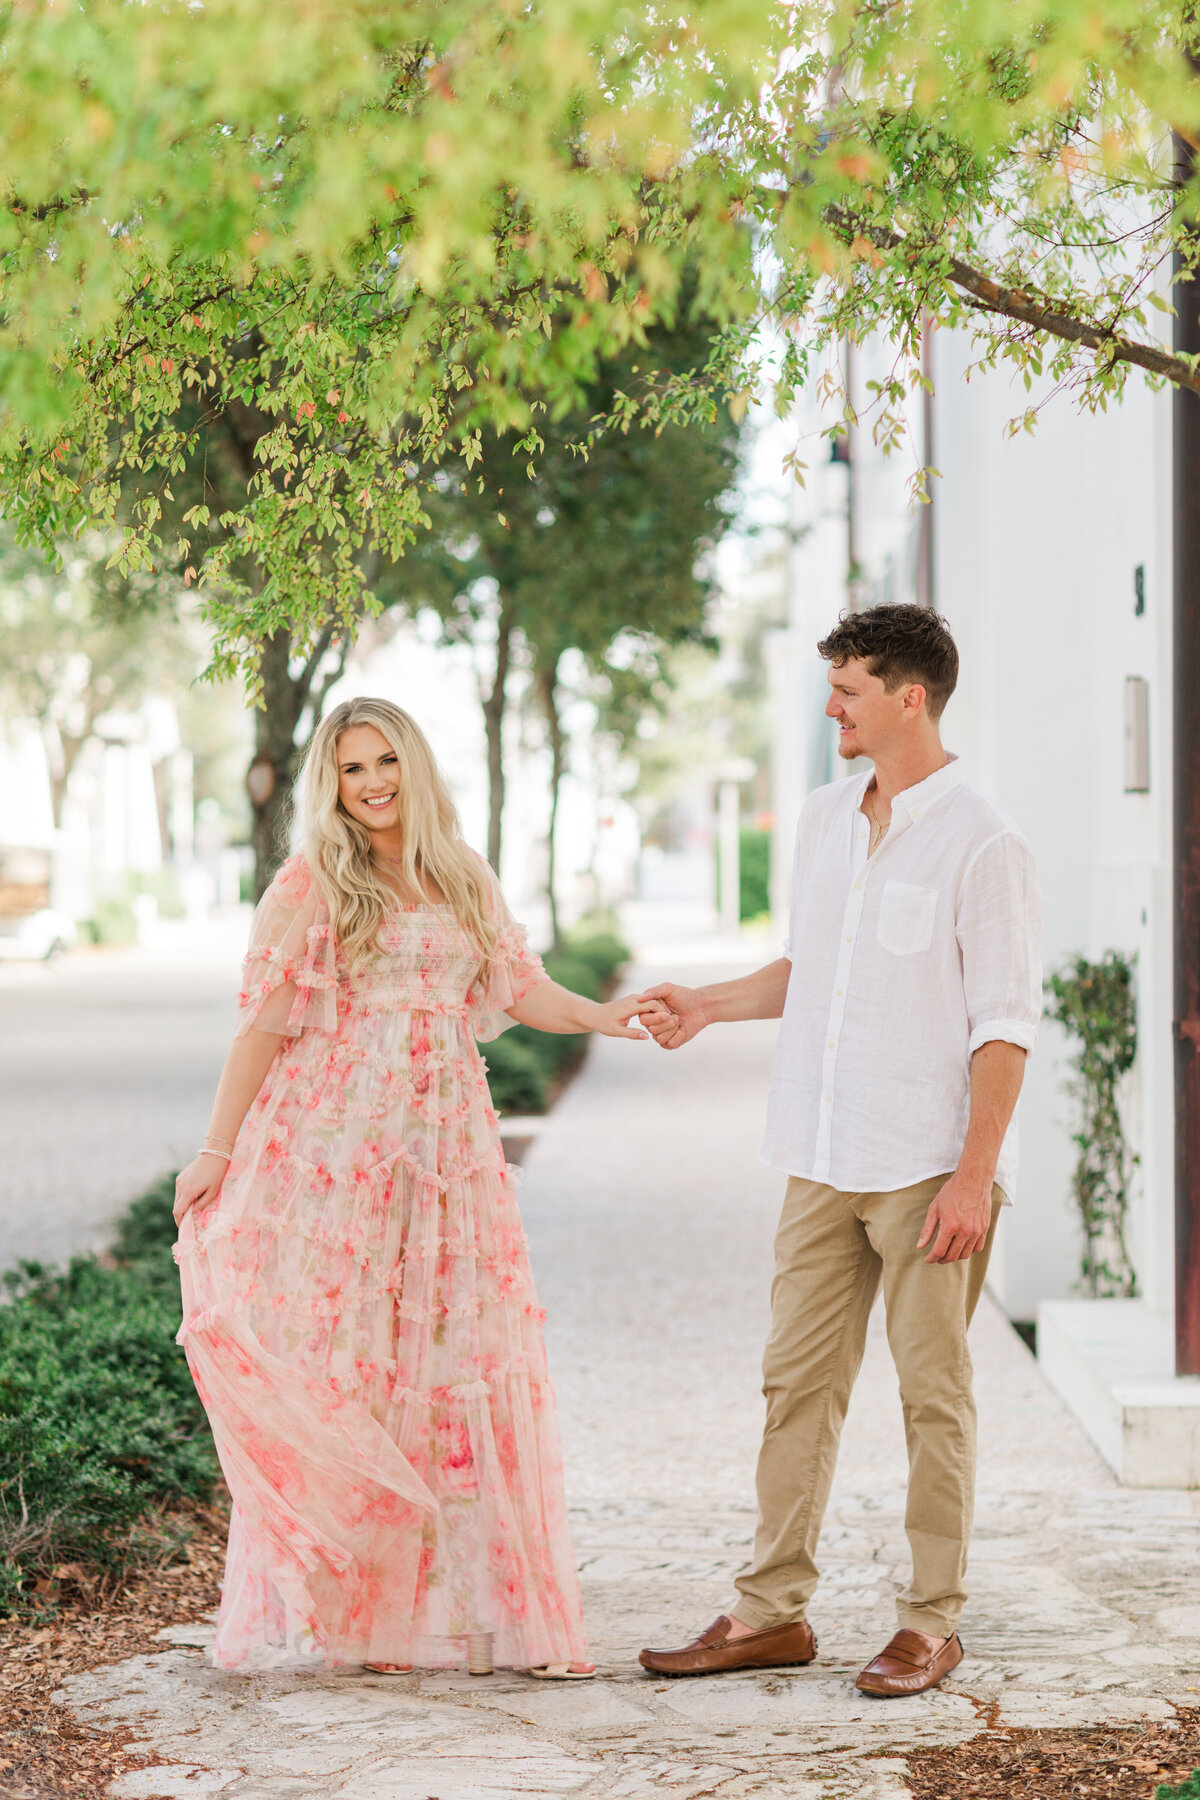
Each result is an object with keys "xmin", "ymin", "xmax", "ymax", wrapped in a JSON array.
[{"xmin": 300, "ymin": 697, "xmax": 499, "ymax": 974}]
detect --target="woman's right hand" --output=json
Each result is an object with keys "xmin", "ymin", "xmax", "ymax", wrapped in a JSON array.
[{"xmin": 173, "ymin": 1153, "xmax": 229, "ymax": 1227}]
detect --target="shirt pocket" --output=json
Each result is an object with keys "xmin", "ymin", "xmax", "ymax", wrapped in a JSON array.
[{"xmin": 876, "ymin": 880, "xmax": 938, "ymax": 956}]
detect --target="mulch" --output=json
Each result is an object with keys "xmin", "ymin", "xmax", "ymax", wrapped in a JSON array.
[
  {"xmin": 904, "ymin": 1707, "xmax": 1200, "ymax": 1799},
  {"xmin": 0, "ymin": 1499, "xmax": 227, "ymax": 1800}
]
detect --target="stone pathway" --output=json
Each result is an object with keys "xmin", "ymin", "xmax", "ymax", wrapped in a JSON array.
[{"xmin": 52, "ymin": 938, "xmax": 1200, "ymax": 1797}]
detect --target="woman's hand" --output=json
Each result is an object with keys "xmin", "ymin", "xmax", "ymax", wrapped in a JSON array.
[
  {"xmin": 173, "ymin": 1153, "xmax": 229, "ymax": 1227},
  {"xmin": 588, "ymin": 994, "xmax": 666, "ymax": 1040}
]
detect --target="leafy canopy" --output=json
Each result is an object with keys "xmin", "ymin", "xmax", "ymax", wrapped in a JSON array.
[{"xmin": 2, "ymin": 0, "xmax": 1199, "ymax": 672}]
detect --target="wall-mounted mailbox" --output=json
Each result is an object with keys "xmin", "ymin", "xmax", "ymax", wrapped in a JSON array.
[{"xmin": 1124, "ymin": 675, "xmax": 1150, "ymax": 793}]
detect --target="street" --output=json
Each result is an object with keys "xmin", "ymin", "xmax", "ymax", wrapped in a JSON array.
[{"xmin": 0, "ymin": 920, "xmax": 244, "ymax": 1270}]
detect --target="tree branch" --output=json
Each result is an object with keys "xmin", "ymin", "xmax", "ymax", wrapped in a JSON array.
[{"xmin": 832, "ymin": 214, "xmax": 1200, "ymax": 395}]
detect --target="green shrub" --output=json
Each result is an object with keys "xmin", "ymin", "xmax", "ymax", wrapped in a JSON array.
[
  {"xmin": 1159, "ymin": 1775, "xmax": 1200, "ymax": 1799},
  {"xmin": 81, "ymin": 897, "xmax": 138, "ymax": 946},
  {"xmin": 0, "ymin": 1178, "xmax": 219, "ymax": 1614},
  {"xmin": 482, "ymin": 1034, "xmax": 549, "ymax": 1113},
  {"xmin": 109, "ymin": 1172, "xmax": 186, "ymax": 1289},
  {"xmin": 739, "ymin": 828, "xmax": 770, "ymax": 922},
  {"xmin": 560, "ymin": 930, "xmax": 629, "ymax": 986},
  {"xmin": 483, "ymin": 924, "xmax": 631, "ymax": 1114}
]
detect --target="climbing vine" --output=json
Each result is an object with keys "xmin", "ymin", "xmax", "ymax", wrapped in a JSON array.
[{"xmin": 1044, "ymin": 952, "xmax": 1139, "ymax": 1298}]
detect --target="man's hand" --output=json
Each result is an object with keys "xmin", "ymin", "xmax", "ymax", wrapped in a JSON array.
[
  {"xmin": 636, "ymin": 982, "xmax": 710, "ymax": 1050},
  {"xmin": 916, "ymin": 1171, "xmax": 994, "ymax": 1264}
]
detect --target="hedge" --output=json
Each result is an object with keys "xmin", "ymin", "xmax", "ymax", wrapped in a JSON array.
[
  {"xmin": 0, "ymin": 1176, "xmax": 220, "ymax": 1616},
  {"xmin": 483, "ymin": 925, "xmax": 631, "ymax": 1115}
]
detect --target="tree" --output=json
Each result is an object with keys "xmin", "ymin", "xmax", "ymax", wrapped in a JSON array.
[
  {"xmin": 0, "ymin": 533, "xmax": 193, "ymax": 828},
  {"xmin": 417, "ymin": 313, "xmax": 741, "ymax": 929},
  {"xmin": 3, "ymin": 0, "xmax": 1200, "ymax": 508},
  {"xmin": 3, "ymin": 0, "xmax": 1200, "ymax": 861}
]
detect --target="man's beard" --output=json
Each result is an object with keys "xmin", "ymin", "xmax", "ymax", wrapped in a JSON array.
[{"xmin": 836, "ymin": 731, "xmax": 860, "ymax": 760}]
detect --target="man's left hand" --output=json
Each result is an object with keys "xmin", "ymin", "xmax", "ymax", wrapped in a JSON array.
[{"xmin": 916, "ymin": 1172, "xmax": 994, "ymax": 1264}]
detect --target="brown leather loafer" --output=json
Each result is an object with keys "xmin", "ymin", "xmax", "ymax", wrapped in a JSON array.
[
  {"xmin": 855, "ymin": 1628, "xmax": 963, "ymax": 1696},
  {"xmin": 639, "ymin": 1614, "xmax": 816, "ymax": 1678}
]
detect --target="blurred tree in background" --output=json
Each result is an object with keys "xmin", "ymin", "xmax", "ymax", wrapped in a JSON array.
[
  {"xmin": 412, "ymin": 306, "xmax": 741, "ymax": 931},
  {"xmin": 0, "ymin": 532, "xmax": 196, "ymax": 828}
]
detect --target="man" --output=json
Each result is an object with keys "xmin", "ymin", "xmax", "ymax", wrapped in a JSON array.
[{"xmin": 637, "ymin": 603, "xmax": 1042, "ymax": 1697}]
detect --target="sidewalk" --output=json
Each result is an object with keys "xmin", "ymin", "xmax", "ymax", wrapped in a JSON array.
[{"xmin": 54, "ymin": 925, "xmax": 1200, "ymax": 1798}]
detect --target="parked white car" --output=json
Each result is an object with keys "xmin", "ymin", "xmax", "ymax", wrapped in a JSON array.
[{"xmin": 0, "ymin": 907, "xmax": 78, "ymax": 961}]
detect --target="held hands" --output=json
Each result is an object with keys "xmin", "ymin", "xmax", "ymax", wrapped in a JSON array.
[
  {"xmin": 591, "ymin": 994, "xmax": 676, "ymax": 1040},
  {"xmin": 916, "ymin": 1171, "xmax": 994, "ymax": 1264},
  {"xmin": 173, "ymin": 1154, "xmax": 229, "ymax": 1227},
  {"xmin": 633, "ymin": 982, "xmax": 708, "ymax": 1051}
]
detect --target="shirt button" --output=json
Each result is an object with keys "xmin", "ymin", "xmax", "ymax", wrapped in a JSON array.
[
  {"xmin": 845, "ymin": 935, "xmax": 852, "ymax": 944},
  {"xmin": 836, "ymin": 988, "xmax": 843, "ymax": 997}
]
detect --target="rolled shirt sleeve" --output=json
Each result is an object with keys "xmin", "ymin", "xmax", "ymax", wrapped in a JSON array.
[{"xmin": 957, "ymin": 830, "xmax": 1043, "ymax": 1057}]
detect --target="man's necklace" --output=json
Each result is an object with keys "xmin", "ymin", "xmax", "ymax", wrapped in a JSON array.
[{"xmin": 865, "ymin": 790, "xmax": 889, "ymax": 854}]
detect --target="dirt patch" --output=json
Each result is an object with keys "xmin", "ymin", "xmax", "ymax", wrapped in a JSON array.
[
  {"xmin": 0, "ymin": 1500, "xmax": 226, "ymax": 1800},
  {"xmin": 905, "ymin": 1709, "xmax": 1200, "ymax": 1799}
]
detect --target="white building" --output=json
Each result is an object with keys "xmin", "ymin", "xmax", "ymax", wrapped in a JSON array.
[{"xmin": 771, "ymin": 330, "xmax": 1194, "ymax": 1483}]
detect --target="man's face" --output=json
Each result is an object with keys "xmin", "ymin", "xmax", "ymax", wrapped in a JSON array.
[{"xmin": 824, "ymin": 658, "xmax": 918, "ymax": 762}]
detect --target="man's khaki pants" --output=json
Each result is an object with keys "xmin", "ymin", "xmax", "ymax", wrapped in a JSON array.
[{"xmin": 733, "ymin": 1173, "xmax": 1001, "ymax": 1639}]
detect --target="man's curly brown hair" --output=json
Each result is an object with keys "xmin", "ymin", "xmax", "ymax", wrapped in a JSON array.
[{"xmin": 817, "ymin": 603, "xmax": 959, "ymax": 720}]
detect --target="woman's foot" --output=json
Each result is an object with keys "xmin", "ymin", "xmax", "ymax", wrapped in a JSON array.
[
  {"xmin": 363, "ymin": 1662, "xmax": 414, "ymax": 1675},
  {"xmin": 529, "ymin": 1660, "xmax": 597, "ymax": 1680}
]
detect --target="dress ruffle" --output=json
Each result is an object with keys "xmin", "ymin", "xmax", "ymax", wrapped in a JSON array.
[{"xmin": 177, "ymin": 857, "xmax": 583, "ymax": 1672}]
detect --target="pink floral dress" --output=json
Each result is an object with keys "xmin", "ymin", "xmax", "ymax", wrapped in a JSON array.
[{"xmin": 175, "ymin": 854, "xmax": 587, "ymax": 1673}]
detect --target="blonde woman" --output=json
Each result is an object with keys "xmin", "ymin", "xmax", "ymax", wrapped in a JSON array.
[{"xmin": 173, "ymin": 698, "xmax": 650, "ymax": 1678}]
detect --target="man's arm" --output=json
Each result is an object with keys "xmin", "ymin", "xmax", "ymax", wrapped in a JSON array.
[
  {"xmin": 637, "ymin": 958, "xmax": 792, "ymax": 1050},
  {"xmin": 916, "ymin": 1040, "xmax": 1027, "ymax": 1263}
]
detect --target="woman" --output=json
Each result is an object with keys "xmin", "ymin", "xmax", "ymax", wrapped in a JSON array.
[{"xmin": 173, "ymin": 697, "xmax": 650, "ymax": 1678}]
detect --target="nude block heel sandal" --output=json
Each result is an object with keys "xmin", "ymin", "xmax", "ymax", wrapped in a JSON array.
[{"xmin": 467, "ymin": 1631, "xmax": 494, "ymax": 1676}]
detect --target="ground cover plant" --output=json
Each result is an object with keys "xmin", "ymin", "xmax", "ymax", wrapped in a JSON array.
[{"xmin": 0, "ymin": 1175, "xmax": 220, "ymax": 1619}]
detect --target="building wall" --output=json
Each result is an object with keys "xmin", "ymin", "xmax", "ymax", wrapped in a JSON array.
[{"xmin": 932, "ymin": 332, "xmax": 1172, "ymax": 1319}]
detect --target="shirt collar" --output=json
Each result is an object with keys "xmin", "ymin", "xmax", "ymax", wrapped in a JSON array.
[{"xmin": 855, "ymin": 754, "xmax": 963, "ymax": 824}]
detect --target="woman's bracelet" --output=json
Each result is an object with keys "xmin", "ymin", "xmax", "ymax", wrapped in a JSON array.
[{"xmin": 199, "ymin": 1146, "xmax": 233, "ymax": 1162}]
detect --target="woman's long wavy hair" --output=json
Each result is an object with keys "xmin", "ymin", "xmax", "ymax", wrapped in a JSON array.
[{"xmin": 300, "ymin": 697, "xmax": 499, "ymax": 975}]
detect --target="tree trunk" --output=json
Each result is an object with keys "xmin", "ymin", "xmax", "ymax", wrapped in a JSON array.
[
  {"xmin": 482, "ymin": 596, "xmax": 515, "ymax": 871},
  {"xmin": 249, "ymin": 630, "xmax": 310, "ymax": 899},
  {"xmin": 536, "ymin": 656, "xmax": 565, "ymax": 952}
]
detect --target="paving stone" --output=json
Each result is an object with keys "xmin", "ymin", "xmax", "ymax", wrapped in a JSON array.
[
  {"xmin": 330, "ymin": 1733, "xmax": 602, "ymax": 1798},
  {"xmin": 110, "ymin": 1770, "xmax": 239, "ymax": 1799}
]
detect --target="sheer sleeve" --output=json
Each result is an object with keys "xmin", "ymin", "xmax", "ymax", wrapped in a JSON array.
[
  {"xmin": 235, "ymin": 854, "xmax": 338, "ymax": 1039},
  {"xmin": 467, "ymin": 864, "xmax": 547, "ymax": 1043}
]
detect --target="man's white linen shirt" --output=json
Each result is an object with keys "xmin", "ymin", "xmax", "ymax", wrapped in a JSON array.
[{"xmin": 760, "ymin": 757, "xmax": 1042, "ymax": 1201}]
